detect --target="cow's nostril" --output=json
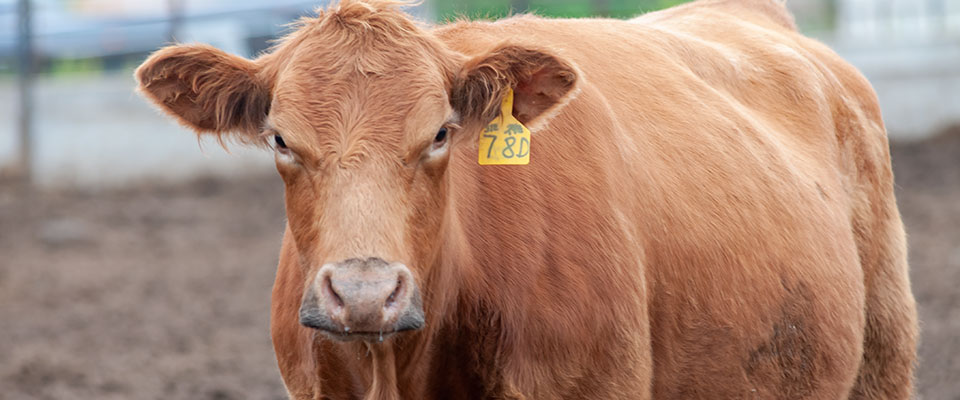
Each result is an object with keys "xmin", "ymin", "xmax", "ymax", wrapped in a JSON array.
[
  {"xmin": 305, "ymin": 260, "xmax": 424, "ymax": 338},
  {"xmin": 384, "ymin": 278, "xmax": 403, "ymax": 309},
  {"xmin": 323, "ymin": 273, "xmax": 344, "ymax": 308}
]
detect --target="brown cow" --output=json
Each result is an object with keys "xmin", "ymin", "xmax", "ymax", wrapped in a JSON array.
[{"xmin": 135, "ymin": 0, "xmax": 918, "ymax": 398}]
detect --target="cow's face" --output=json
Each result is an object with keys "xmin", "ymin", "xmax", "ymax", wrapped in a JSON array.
[
  {"xmin": 263, "ymin": 32, "xmax": 458, "ymax": 340},
  {"xmin": 135, "ymin": 2, "xmax": 577, "ymax": 342}
]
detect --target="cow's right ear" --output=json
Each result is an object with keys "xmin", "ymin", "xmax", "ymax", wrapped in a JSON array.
[{"xmin": 135, "ymin": 44, "xmax": 270, "ymax": 143}]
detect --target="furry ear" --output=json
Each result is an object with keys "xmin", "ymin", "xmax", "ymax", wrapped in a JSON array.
[
  {"xmin": 452, "ymin": 44, "xmax": 579, "ymax": 128},
  {"xmin": 135, "ymin": 44, "xmax": 270, "ymax": 142}
]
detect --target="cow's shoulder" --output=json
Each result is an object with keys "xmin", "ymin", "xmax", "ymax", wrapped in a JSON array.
[{"xmin": 431, "ymin": 15, "xmax": 550, "ymax": 57}]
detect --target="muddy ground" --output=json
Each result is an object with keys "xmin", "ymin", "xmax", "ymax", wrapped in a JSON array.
[{"xmin": 1, "ymin": 131, "xmax": 958, "ymax": 399}]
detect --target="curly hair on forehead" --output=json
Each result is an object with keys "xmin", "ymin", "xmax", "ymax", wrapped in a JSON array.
[
  {"xmin": 260, "ymin": 0, "xmax": 459, "ymax": 79},
  {"xmin": 282, "ymin": 0, "xmax": 429, "ymax": 47}
]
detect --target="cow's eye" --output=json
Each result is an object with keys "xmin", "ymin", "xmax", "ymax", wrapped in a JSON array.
[
  {"xmin": 434, "ymin": 127, "xmax": 448, "ymax": 145},
  {"xmin": 274, "ymin": 134, "xmax": 287, "ymax": 149}
]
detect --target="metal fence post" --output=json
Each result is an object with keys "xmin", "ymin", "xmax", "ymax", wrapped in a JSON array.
[{"xmin": 17, "ymin": 0, "xmax": 34, "ymax": 184}]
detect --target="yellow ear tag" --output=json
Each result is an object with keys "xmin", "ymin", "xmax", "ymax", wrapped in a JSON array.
[{"xmin": 478, "ymin": 88, "xmax": 530, "ymax": 165}]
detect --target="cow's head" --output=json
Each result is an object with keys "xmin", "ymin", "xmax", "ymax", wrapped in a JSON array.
[{"xmin": 135, "ymin": 0, "xmax": 578, "ymax": 342}]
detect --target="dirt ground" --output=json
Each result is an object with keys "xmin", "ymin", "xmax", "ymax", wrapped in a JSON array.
[{"xmin": 1, "ymin": 130, "xmax": 958, "ymax": 400}]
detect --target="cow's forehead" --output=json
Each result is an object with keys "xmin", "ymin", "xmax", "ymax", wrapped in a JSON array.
[
  {"xmin": 271, "ymin": 22, "xmax": 451, "ymax": 112},
  {"xmin": 259, "ymin": 2, "xmax": 459, "ymax": 154},
  {"xmin": 270, "ymin": 69, "xmax": 448, "ymax": 134},
  {"xmin": 267, "ymin": 66, "xmax": 451, "ymax": 166}
]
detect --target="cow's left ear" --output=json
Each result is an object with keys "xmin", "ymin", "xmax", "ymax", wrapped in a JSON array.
[{"xmin": 452, "ymin": 44, "xmax": 579, "ymax": 129}]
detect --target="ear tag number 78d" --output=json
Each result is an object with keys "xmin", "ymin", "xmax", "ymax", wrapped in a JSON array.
[{"xmin": 478, "ymin": 88, "xmax": 531, "ymax": 165}]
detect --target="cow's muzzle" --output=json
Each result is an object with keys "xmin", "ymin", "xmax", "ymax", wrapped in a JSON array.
[{"xmin": 299, "ymin": 257, "xmax": 424, "ymax": 341}]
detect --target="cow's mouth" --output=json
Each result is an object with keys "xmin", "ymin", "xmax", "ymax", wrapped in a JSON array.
[
  {"xmin": 320, "ymin": 330, "xmax": 399, "ymax": 342},
  {"xmin": 313, "ymin": 321, "xmax": 424, "ymax": 342},
  {"xmin": 300, "ymin": 305, "xmax": 426, "ymax": 342}
]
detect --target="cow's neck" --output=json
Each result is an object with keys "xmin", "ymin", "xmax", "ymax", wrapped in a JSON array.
[{"xmin": 340, "ymin": 312, "xmax": 446, "ymax": 399}]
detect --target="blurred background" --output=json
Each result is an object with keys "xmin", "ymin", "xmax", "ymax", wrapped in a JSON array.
[{"xmin": 0, "ymin": 0, "xmax": 957, "ymax": 399}]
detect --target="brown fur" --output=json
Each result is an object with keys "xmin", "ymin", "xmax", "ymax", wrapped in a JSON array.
[{"xmin": 136, "ymin": 0, "xmax": 918, "ymax": 399}]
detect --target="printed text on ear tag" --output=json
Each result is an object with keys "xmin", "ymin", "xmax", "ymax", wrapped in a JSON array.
[{"xmin": 478, "ymin": 89, "xmax": 531, "ymax": 165}]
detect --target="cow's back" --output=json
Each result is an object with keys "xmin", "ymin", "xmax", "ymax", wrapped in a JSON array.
[{"xmin": 435, "ymin": 0, "xmax": 914, "ymax": 398}]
